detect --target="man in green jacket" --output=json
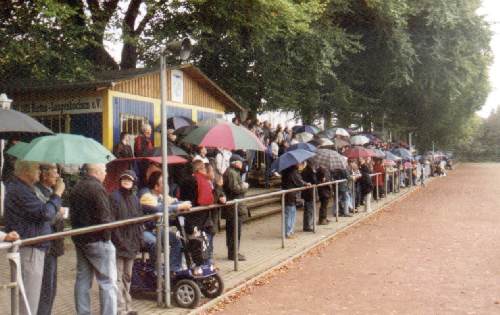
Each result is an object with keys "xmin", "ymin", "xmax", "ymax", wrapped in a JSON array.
[{"xmin": 223, "ymin": 154, "xmax": 249, "ymax": 261}]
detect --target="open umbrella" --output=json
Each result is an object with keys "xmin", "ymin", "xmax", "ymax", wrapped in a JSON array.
[
  {"xmin": 0, "ymin": 108, "xmax": 53, "ymax": 141},
  {"xmin": 295, "ymin": 132, "xmax": 314, "ymax": 143},
  {"xmin": 156, "ymin": 117, "xmax": 194, "ymax": 131},
  {"xmin": 182, "ymin": 121, "xmax": 265, "ymax": 151},
  {"xmin": 287, "ymin": 142, "xmax": 317, "ymax": 152},
  {"xmin": 198, "ymin": 118, "xmax": 230, "ymax": 126},
  {"xmin": 391, "ymin": 148, "xmax": 412, "ymax": 160},
  {"xmin": 152, "ymin": 144, "xmax": 188, "ymax": 156},
  {"xmin": 350, "ymin": 135, "xmax": 370, "ymax": 146},
  {"xmin": 8, "ymin": 133, "xmax": 115, "ymax": 164},
  {"xmin": 316, "ymin": 130, "xmax": 334, "ymax": 139},
  {"xmin": 271, "ymin": 149, "xmax": 316, "ymax": 172},
  {"xmin": 370, "ymin": 148, "xmax": 386, "ymax": 159},
  {"xmin": 385, "ymin": 151, "xmax": 402, "ymax": 161},
  {"xmin": 292, "ymin": 125, "xmax": 320, "ymax": 135},
  {"xmin": 311, "ymin": 148, "xmax": 346, "ymax": 170},
  {"xmin": 326, "ymin": 127, "xmax": 350, "ymax": 137},
  {"xmin": 343, "ymin": 146, "xmax": 376, "ymax": 159},
  {"xmin": 174, "ymin": 125, "xmax": 198, "ymax": 138},
  {"xmin": 334, "ymin": 138, "xmax": 350, "ymax": 148}
]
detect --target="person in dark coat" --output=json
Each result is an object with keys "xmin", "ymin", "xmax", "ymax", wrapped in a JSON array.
[
  {"xmin": 34, "ymin": 164, "xmax": 65, "ymax": 315},
  {"xmin": 300, "ymin": 163, "xmax": 317, "ymax": 231},
  {"xmin": 359, "ymin": 164, "xmax": 374, "ymax": 212},
  {"xmin": 134, "ymin": 124, "xmax": 154, "ymax": 187},
  {"xmin": 109, "ymin": 170, "xmax": 142, "ymax": 315},
  {"xmin": 113, "ymin": 132, "xmax": 134, "ymax": 159},
  {"xmin": 69, "ymin": 163, "xmax": 118, "ymax": 315},
  {"xmin": 281, "ymin": 162, "xmax": 310, "ymax": 238},
  {"xmin": 223, "ymin": 155, "xmax": 248, "ymax": 261},
  {"xmin": 316, "ymin": 166, "xmax": 331, "ymax": 225},
  {"xmin": 5, "ymin": 160, "xmax": 65, "ymax": 315},
  {"xmin": 332, "ymin": 168, "xmax": 352, "ymax": 217}
]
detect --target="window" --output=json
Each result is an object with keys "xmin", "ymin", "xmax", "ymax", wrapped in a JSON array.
[
  {"xmin": 120, "ymin": 113, "xmax": 148, "ymax": 136},
  {"xmin": 36, "ymin": 114, "xmax": 69, "ymax": 133}
]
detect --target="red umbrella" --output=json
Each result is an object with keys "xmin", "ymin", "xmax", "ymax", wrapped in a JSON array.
[
  {"xmin": 104, "ymin": 156, "xmax": 187, "ymax": 192},
  {"xmin": 342, "ymin": 146, "xmax": 376, "ymax": 159}
]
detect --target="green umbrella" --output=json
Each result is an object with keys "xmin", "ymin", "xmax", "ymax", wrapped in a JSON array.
[{"xmin": 7, "ymin": 133, "xmax": 115, "ymax": 164}]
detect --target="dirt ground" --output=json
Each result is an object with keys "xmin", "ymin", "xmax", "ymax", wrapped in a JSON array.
[{"xmin": 212, "ymin": 164, "xmax": 500, "ymax": 315}]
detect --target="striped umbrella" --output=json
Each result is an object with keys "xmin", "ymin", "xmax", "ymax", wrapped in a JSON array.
[
  {"xmin": 311, "ymin": 148, "xmax": 346, "ymax": 170},
  {"xmin": 182, "ymin": 121, "xmax": 265, "ymax": 151}
]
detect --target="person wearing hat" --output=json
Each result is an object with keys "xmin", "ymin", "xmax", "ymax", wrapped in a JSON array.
[
  {"xmin": 223, "ymin": 154, "xmax": 249, "ymax": 261},
  {"xmin": 109, "ymin": 170, "xmax": 143, "ymax": 315}
]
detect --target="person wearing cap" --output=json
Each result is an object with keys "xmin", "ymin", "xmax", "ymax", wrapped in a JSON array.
[
  {"xmin": 223, "ymin": 154, "xmax": 249, "ymax": 261},
  {"xmin": 109, "ymin": 170, "xmax": 142, "ymax": 315}
]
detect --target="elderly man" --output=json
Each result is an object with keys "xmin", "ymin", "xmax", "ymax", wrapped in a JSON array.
[
  {"xmin": 69, "ymin": 163, "xmax": 117, "ymax": 315},
  {"xmin": 223, "ymin": 154, "xmax": 249, "ymax": 261},
  {"xmin": 134, "ymin": 123, "xmax": 154, "ymax": 187},
  {"xmin": 4, "ymin": 160, "xmax": 65, "ymax": 315},
  {"xmin": 34, "ymin": 164, "xmax": 65, "ymax": 315}
]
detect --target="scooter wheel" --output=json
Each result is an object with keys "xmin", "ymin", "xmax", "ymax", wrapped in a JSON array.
[
  {"xmin": 173, "ymin": 279, "xmax": 201, "ymax": 308},
  {"xmin": 200, "ymin": 273, "xmax": 224, "ymax": 298}
]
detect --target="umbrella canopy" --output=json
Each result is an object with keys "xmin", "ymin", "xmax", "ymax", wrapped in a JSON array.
[
  {"xmin": 334, "ymin": 138, "xmax": 351, "ymax": 148},
  {"xmin": 174, "ymin": 125, "xmax": 198, "ymax": 138},
  {"xmin": 311, "ymin": 148, "xmax": 346, "ymax": 171},
  {"xmin": 343, "ymin": 146, "xmax": 376, "ymax": 159},
  {"xmin": 287, "ymin": 142, "xmax": 317, "ymax": 152},
  {"xmin": 370, "ymin": 148, "xmax": 386, "ymax": 159},
  {"xmin": 326, "ymin": 127, "xmax": 350, "ymax": 137},
  {"xmin": 0, "ymin": 108, "xmax": 53, "ymax": 141},
  {"xmin": 295, "ymin": 132, "xmax": 314, "ymax": 143},
  {"xmin": 384, "ymin": 151, "xmax": 402, "ymax": 161},
  {"xmin": 156, "ymin": 116, "xmax": 194, "ymax": 131},
  {"xmin": 317, "ymin": 138, "xmax": 334, "ymax": 147},
  {"xmin": 198, "ymin": 118, "xmax": 230, "ymax": 126},
  {"xmin": 152, "ymin": 144, "xmax": 188, "ymax": 156},
  {"xmin": 391, "ymin": 148, "xmax": 412, "ymax": 160},
  {"xmin": 315, "ymin": 130, "xmax": 334, "ymax": 139},
  {"xmin": 182, "ymin": 121, "xmax": 265, "ymax": 151},
  {"xmin": 384, "ymin": 159, "xmax": 396, "ymax": 166},
  {"xmin": 350, "ymin": 135, "xmax": 370, "ymax": 146},
  {"xmin": 8, "ymin": 133, "xmax": 115, "ymax": 164},
  {"xmin": 271, "ymin": 149, "xmax": 316, "ymax": 172},
  {"xmin": 292, "ymin": 125, "xmax": 320, "ymax": 135}
]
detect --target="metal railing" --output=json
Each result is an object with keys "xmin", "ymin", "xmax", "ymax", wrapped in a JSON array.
[{"xmin": 0, "ymin": 171, "xmax": 407, "ymax": 313}]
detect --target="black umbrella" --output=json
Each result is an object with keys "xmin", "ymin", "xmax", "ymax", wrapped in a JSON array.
[
  {"xmin": 156, "ymin": 116, "xmax": 194, "ymax": 132},
  {"xmin": 174, "ymin": 125, "xmax": 198, "ymax": 137},
  {"xmin": 153, "ymin": 144, "xmax": 188, "ymax": 156},
  {"xmin": 0, "ymin": 108, "xmax": 53, "ymax": 141}
]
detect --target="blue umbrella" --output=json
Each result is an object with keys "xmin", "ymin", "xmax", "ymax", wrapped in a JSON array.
[
  {"xmin": 385, "ymin": 151, "xmax": 402, "ymax": 161},
  {"xmin": 292, "ymin": 125, "xmax": 320, "ymax": 135},
  {"xmin": 391, "ymin": 148, "xmax": 412, "ymax": 160},
  {"xmin": 271, "ymin": 149, "xmax": 316, "ymax": 172},
  {"xmin": 286, "ymin": 142, "xmax": 317, "ymax": 152}
]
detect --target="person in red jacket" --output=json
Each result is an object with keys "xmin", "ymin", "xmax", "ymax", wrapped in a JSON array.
[{"xmin": 372, "ymin": 158, "xmax": 385, "ymax": 200}]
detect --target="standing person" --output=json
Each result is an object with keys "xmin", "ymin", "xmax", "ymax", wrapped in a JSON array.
[
  {"xmin": 34, "ymin": 164, "xmax": 65, "ymax": 315},
  {"xmin": 332, "ymin": 168, "xmax": 352, "ymax": 217},
  {"xmin": 300, "ymin": 162, "xmax": 317, "ymax": 231},
  {"xmin": 134, "ymin": 123, "xmax": 154, "ymax": 187},
  {"xmin": 5, "ymin": 160, "xmax": 65, "ymax": 315},
  {"xmin": 281, "ymin": 162, "xmax": 310, "ymax": 238},
  {"xmin": 69, "ymin": 163, "xmax": 117, "ymax": 315},
  {"xmin": 215, "ymin": 147, "xmax": 232, "ymax": 176},
  {"xmin": 265, "ymin": 135, "xmax": 279, "ymax": 188},
  {"xmin": 193, "ymin": 146, "xmax": 210, "ymax": 164},
  {"xmin": 316, "ymin": 166, "xmax": 331, "ymax": 225},
  {"xmin": 223, "ymin": 155, "xmax": 249, "ymax": 261},
  {"xmin": 359, "ymin": 164, "xmax": 374, "ymax": 212},
  {"xmin": 113, "ymin": 132, "xmax": 134, "ymax": 158},
  {"xmin": 372, "ymin": 158, "xmax": 385, "ymax": 200},
  {"xmin": 109, "ymin": 170, "xmax": 143, "ymax": 315}
]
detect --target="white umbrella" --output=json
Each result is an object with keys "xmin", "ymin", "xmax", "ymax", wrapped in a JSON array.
[
  {"xmin": 327, "ymin": 127, "xmax": 350, "ymax": 137},
  {"xmin": 350, "ymin": 135, "xmax": 370, "ymax": 146},
  {"xmin": 295, "ymin": 132, "xmax": 314, "ymax": 143}
]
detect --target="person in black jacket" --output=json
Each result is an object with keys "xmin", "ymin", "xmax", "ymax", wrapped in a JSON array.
[
  {"xmin": 113, "ymin": 132, "xmax": 134, "ymax": 159},
  {"xmin": 300, "ymin": 163, "xmax": 317, "ymax": 231},
  {"xmin": 281, "ymin": 162, "xmax": 310, "ymax": 238},
  {"xmin": 332, "ymin": 168, "xmax": 352, "ymax": 217},
  {"xmin": 359, "ymin": 164, "xmax": 374, "ymax": 212},
  {"xmin": 316, "ymin": 166, "xmax": 331, "ymax": 225},
  {"xmin": 109, "ymin": 170, "xmax": 142, "ymax": 315},
  {"xmin": 69, "ymin": 163, "xmax": 118, "ymax": 315}
]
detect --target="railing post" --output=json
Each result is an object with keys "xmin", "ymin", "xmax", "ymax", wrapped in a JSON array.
[
  {"xmin": 233, "ymin": 202, "xmax": 239, "ymax": 271},
  {"xmin": 9, "ymin": 245, "xmax": 19, "ymax": 315},
  {"xmin": 312, "ymin": 186, "xmax": 317, "ymax": 233},
  {"xmin": 384, "ymin": 172, "xmax": 388, "ymax": 198},
  {"xmin": 351, "ymin": 177, "xmax": 356, "ymax": 212},
  {"xmin": 335, "ymin": 182, "xmax": 339, "ymax": 222},
  {"xmin": 281, "ymin": 193, "xmax": 285, "ymax": 248},
  {"xmin": 155, "ymin": 221, "xmax": 163, "ymax": 307},
  {"xmin": 392, "ymin": 172, "xmax": 395, "ymax": 194},
  {"xmin": 376, "ymin": 175, "xmax": 379, "ymax": 202}
]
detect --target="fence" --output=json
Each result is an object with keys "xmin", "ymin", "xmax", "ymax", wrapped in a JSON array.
[{"xmin": 0, "ymin": 169, "xmax": 421, "ymax": 313}]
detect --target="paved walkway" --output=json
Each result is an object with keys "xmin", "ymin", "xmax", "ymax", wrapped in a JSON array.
[
  {"xmin": 0, "ymin": 175, "xmax": 423, "ymax": 314},
  {"xmin": 214, "ymin": 163, "xmax": 500, "ymax": 315}
]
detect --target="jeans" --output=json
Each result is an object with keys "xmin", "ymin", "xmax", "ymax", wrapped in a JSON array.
[
  {"xmin": 37, "ymin": 254, "xmax": 58, "ymax": 315},
  {"xmin": 334, "ymin": 191, "xmax": 350, "ymax": 215},
  {"xmin": 116, "ymin": 257, "xmax": 135, "ymax": 315},
  {"xmin": 19, "ymin": 247, "xmax": 45, "ymax": 315},
  {"xmin": 303, "ymin": 201, "xmax": 314, "ymax": 230},
  {"xmin": 74, "ymin": 240, "xmax": 117, "ymax": 315},
  {"xmin": 143, "ymin": 230, "xmax": 183, "ymax": 271},
  {"xmin": 284, "ymin": 205, "xmax": 297, "ymax": 236}
]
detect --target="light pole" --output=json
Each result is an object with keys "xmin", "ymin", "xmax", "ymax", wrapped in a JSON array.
[
  {"xmin": 0, "ymin": 93, "xmax": 13, "ymax": 217},
  {"xmin": 159, "ymin": 38, "xmax": 191, "ymax": 308}
]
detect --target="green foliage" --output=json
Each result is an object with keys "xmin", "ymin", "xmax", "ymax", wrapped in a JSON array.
[{"xmin": 0, "ymin": 0, "xmax": 493, "ymax": 154}]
